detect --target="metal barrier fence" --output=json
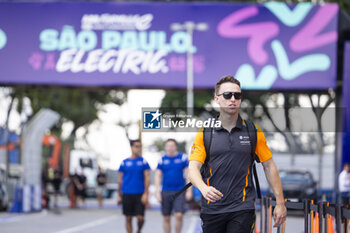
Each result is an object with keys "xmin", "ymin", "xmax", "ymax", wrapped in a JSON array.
[{"xmin": 259, "ymin": 196, "xmax": 350, "ymax": 233}]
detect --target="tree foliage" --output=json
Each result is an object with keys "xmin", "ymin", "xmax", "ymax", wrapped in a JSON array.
[{"xmin": 10, "ymin": 86, "xmax": 126, "ymax": 137}]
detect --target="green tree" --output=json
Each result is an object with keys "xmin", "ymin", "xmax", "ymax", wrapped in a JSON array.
[{"xmin": 11, "ymin": 87, "xmax": 126, "ymax": 138}]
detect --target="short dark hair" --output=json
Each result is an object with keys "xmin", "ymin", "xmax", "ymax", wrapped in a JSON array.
[
  {"xmin": 215, "ymin": 75, "xmax": 241, "ymax": 95},
  {"xmin": 130, "ymin": 139, "xmax": 141, "ymax": 147},
  {"xmin": 164, "ymin": 138, "xmax": 177, "ymax": 146}
]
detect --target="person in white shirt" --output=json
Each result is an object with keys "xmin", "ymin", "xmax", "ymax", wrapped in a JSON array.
[{"xmin": 338, "ymin": 163, "xmax": 350, "ymax": 204}]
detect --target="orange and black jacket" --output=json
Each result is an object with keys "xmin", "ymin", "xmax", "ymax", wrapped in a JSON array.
[{"xmin": 190, "ymin": 115, "xmax": 272, "ymax": 214}]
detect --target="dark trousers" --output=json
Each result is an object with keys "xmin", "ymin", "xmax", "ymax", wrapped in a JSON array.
[
  {"xmin": 340, "ymin": 192, "xmax": 350, "ymax": 205},
  {"xmin": 201, "ymin": 210, "xmax": 255, "ymax": 233}
]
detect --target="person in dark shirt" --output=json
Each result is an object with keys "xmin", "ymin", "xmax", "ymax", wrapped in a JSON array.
[
  {"xmin": 72, "ymin": 170, "xmax": 86, "ymax": 208},
  {"xmin": 41, "ymin": 165, "xmax": 50, "ymax": 209},
  {"xmin": 189, "ymin": 76, "xmax": 287, "ymax": 233},
  {"xmin": 96, "ymin": 167, "xmax": 108, "ymax": 208},
  {"xmin": 52, "ymin": 169, "xmax": 62, "ymax": 208},
  {"xmin": 78, "ymin": 171, "xmax": 87, "ymax": 206},
  {"xmin": 71, "ymin": 170, "xmax": 80, "ymax": 200}
]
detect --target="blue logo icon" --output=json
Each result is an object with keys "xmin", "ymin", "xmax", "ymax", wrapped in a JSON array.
[{"xmin": 143, "ymin": 110, "xmax": 162, "ymax": 129}]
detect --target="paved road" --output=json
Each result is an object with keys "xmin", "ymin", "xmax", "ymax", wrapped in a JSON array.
[
  {"xmin": 0, "ymin": 198, "xmax": 305, "ymax": 233},
  {"xmin": 1, "ymin": 208, "xmax": 202, "ymax": 233}
]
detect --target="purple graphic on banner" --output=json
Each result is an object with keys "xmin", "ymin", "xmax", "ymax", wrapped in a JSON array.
[
  {"xmin": 28, "ymin": 53, "xmax": 44, "ymax": 71},
  {"xmin": 0, "ymin": 2, "xmax": 338, "ymax": 90}
]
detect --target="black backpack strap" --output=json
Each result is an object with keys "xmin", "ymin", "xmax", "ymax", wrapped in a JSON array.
[
  {"xmin": 245, "ymin": 119, "xmax": 262, "ymax": 199},
  {"xmin": 171, "ymin": 182, "xmax": 192, "ymax": 200},
  {"xmin": 171, "ymin": 127, "xmax": 213, "ymax": 201},
  {"xmin": 245, "ymin": 119, "xmax": 258, "ymax": 162}
]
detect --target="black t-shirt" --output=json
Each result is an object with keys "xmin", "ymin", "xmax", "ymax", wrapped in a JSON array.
[
  {"xmin": 52, "ymin": 171, "xmax": 62, "ymax": 190},
  {"xmin": 97, "ymin": 173, "xmax": 107, "ymax": 186},
  {"xmin": 79, "ymin": 175, "xmax": 87, "ymax": 185}
]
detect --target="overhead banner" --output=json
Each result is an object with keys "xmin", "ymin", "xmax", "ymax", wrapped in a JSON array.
[{"xmin": 0, "ymin": 2, "xmax": 338, "ymax": 89}]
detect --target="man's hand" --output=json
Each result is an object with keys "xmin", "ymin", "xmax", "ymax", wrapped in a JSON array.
[
  {"xmin": 185, "ymin": 190, "xmax": 193, "ymax": 201},
  {"xmin": 117, "ymin": 195, "xmax": 122, "ymax": 205},
  {"xmin": 156, "ymin": 191, "xmax": 162, "ymax": 203},
  {"xmin": 273, "ymin": 203, "xmax": 287, "ymax": 227},
  {"xmin": 141, "ymin": 193, "xmax": 148, "ymax": 205},
  {"xmin": 189, "ymin": 161, "xmax": 223, "ymax": 203},
  {"xmin": 200, "ymin": 186, "xmax": 223, "ymax": 203},
  {"xmin": 262, "ymin": 159, "xmax": 286, "ymax": 227}
]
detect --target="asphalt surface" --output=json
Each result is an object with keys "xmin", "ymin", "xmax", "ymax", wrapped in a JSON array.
[{"xmin": 0, "ymin": 197, "xmax": 306, "ymax": 233}]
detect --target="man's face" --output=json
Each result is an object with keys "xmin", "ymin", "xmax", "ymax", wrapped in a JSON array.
[
  {"xmin": 214, "ymin": 82, "xmax": 241, "ymax": 115},
  {"xmin": 164, "ymin": 141, "xmax": 177, "ymax": 155},
  {"xmin": 345, "ymin": 164, "xmax": 349, "ymax": 172},
  {"xmin": 131, "ymin": 142, "xmax": 142, "ymax": 156}
]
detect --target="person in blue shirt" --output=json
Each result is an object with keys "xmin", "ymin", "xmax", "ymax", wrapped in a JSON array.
[
  {"xmin": 118, "ymin": 139, "xmax": 150, "ymax": 233},
  {"xmin": 155, "ymin": 139, "xmax": 193, "ymax": 233}
]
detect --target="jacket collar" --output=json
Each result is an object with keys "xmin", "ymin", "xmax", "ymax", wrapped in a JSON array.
[{"xmin": 215, "ymin": 114, "xmax": 243, "ymax": 131}]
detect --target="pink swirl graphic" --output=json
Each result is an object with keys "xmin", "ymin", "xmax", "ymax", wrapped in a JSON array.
[
  {"xmin": 217, "ymin": 6, "xmax": 279, "ymax": 65},
  {"xmin": 290, "ymin": 4, "xmax": 338, "ymax": 52}
]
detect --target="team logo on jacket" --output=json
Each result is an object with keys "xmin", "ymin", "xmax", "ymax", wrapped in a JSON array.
[
  {"xmin": 137, "ymin": 161, "xmax": 143, "ymax": 166},
  {"xmin": 239, "ymin": 135, "xmax": 250, "ymax": 145}
]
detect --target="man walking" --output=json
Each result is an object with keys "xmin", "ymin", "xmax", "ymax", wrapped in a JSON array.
[
  {"xmin": 155, "ymin": 139, "xmax": 192, "ymax": 233},
  {"xmin": 338, "ymin": 163, "xmax": 350, "ymax": 204},
  {"xmin": 118, "ymin": 139, "xmax": 150, "ymax": 233},
  {"xmin": 96, "ymin": 167, "xmax": 108, "ymax": 208},
  {"xmin": 52, "ymin": 168, "xmax": 62, "ymax": 208},
  {"xmin": 189, "ymin": 75, "xmax": 287, "ymax": 233}
]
